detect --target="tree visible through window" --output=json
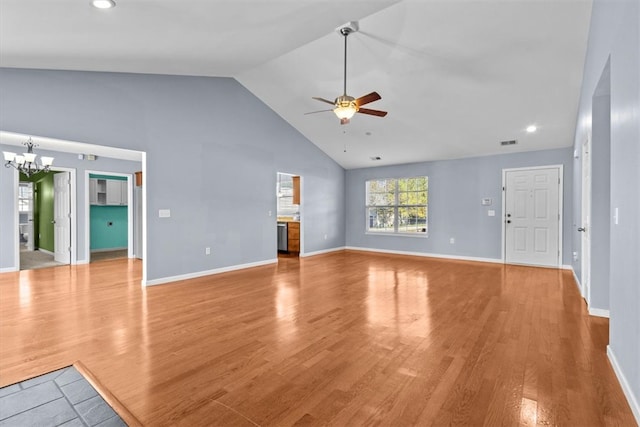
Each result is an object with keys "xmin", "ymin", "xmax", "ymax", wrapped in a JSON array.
[{"xmin": 366, "ymin": 177, "xmax": 428, "ymax": 234}]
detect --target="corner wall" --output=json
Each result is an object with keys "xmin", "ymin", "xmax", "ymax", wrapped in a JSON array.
[
  {"xmin": 572, "ymin": 0, "xmax": 640, "ymax": 421},
  {"xmin": 0, "ymin": 69, "xmax": 346, "ymax": 280}
]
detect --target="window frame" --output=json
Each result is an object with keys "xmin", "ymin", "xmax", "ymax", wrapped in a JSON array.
[{"xmin": 365, "ymin": 176, "xmax": 428, "ymax": 237}]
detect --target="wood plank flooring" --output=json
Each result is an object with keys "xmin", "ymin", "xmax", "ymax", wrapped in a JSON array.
[{"xmin": 0, "ymin": 251, "xmax": 636, "ymax": 426}]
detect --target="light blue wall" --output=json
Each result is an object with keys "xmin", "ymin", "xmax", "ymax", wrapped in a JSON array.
[
  {"xmin": 572, "ymin": 0, "xmax": 640, "ymax": 417},
  {"xmin": 346, "ymin": 148, "xmax": 573, "ymax": 264},
  {"xmin": 0, "ymin": 144, "xmax": 141, "ymax": 265},
  {"xmin": 0, "ymin": 69, "xmax": 346, "ymax": 280}
]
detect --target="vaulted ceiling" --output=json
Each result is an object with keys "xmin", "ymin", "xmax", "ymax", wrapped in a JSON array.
[{"xmin": 0, "ymin": 0, "xmax": 592, "ymax": 169}]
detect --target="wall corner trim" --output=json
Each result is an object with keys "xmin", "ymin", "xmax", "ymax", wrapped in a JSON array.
[
  {"xmin": 300, "ymin": 246, "xmax": 346, "ymax": 258},
  {"xmin": 143, "ymin": 258, "xmax": 278, "ymax": 287},
  {"xmin": 607, "ymin": 345, "xmax": 640, "ymax": 425},
  {"xmin": 344, "ymin": 246, "xmax": 504, "ymax": 264},
  {"xmin": 588, "ymin": 308, "xmax": 610, "ymax": 318}
]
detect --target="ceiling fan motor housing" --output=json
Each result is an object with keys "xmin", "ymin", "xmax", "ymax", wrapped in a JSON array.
[{"xmin": 335, "ymin": 95, "xmax": 357, "ymax": 110}]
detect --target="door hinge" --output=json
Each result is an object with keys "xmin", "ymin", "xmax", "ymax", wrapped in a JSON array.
[{"xmin": 502, "ymin": 186, "xmax": 505, "ymax": 191}]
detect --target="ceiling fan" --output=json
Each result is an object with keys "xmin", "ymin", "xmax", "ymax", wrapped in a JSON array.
[{"xmin": 307, "ymin": 21, "xmax": 387, "ymax": 125}]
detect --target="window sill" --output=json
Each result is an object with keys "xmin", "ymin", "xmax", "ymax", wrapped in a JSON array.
[{"xmin": 365, "ymin": 232, "xmax": 428, "ymax": 238}]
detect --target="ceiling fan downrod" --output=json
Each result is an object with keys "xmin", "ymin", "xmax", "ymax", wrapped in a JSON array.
[{"xmin": 341, "ymin": 27, "xmax": 351, "ymax": 96}]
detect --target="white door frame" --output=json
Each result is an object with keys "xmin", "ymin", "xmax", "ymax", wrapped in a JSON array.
[
  {"xmin": 501, "ymin": 164, "xmax": 564, "ymax": 267},
  {"xmin": 85, "ymin": 170, "xmax": 134, "ymax": 262},
  {"xmin": 580, "ymin": 135, "xmax": 592, "ymax": 302},
  {"xmin": 12, "ymin": 166, "xmax": 78, "ymax": 270},
  {"xmin": 276, "ymin": 172, "xmax": 304, "ymax": 256}
]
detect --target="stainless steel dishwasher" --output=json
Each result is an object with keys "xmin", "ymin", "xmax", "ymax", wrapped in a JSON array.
[{"xmin": 277, "ymin": 222, "xmax": 288, "ymax": 252}]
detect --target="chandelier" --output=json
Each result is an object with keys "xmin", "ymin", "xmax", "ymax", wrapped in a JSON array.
[{"xmin": 3, "ymin": 137, "xmax": 54, "ymax": 178}]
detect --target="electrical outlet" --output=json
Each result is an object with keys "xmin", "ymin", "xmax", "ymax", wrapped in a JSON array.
[
  {"xmin": 324, "ymin": 233, "xmax": 328, "ymax": 240},
  {"xmin": 573, "ymin": 251, "xmax": 578, "ymax": 261},
  {"xmin": 450, "ymin": 237, "xmax": 455, "ymax": 244},
  {"xmin": 205, "ymin": 247, "xmax": 211, "ymax": 255},
  {"xmin": 268, "ymin": 210, "xmax": 272, "ymax": 217}
]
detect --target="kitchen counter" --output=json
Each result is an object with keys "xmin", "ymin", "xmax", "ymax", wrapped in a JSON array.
[{"xmin": 277, "ymin": 217, "xmax": 300, "ymax": 223}]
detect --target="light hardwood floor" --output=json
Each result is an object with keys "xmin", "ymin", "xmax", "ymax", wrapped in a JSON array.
[{"xmin": 0, "ymin": 251, "xmax": 635, "ymax": 426}]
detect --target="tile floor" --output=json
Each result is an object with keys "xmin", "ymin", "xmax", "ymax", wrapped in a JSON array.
[{"xmin": 0, "ymin": 366, "xmax": 126, "ymax": 426}]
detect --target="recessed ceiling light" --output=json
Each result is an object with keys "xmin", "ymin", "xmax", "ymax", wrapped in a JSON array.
[
  {"xmin": 526, "ymin": 125, "xmax": 537, "ymax": 133},
  {"xmin": 92, "ymin": 0, "xmax": 116, "ymax": 9}
]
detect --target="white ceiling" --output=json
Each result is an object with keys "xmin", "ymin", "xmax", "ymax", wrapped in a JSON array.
[{"xmin": 0, "ymin": 0, "xmax": 592, "ymax": 169}]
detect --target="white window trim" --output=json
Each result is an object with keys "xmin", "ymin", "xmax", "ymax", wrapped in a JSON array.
[{"xmin": 365, "ymin": 176, "xmax": 428, "ymax": 237}]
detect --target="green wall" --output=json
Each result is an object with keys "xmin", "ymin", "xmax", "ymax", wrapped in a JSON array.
[
  {"xmin": 90, "ymin": 205, "xmax": 128, "ymax": 250},
  {"xmin": 36, "ymin": 173, "xmax": 54, "ymax": 252}
]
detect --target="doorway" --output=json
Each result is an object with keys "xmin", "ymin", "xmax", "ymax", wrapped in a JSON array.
[
  {"xmin": 502, "ymin": 166, "xmax": 563, "ymax": 268},
  {"xmin": 276, "ymin": 172, "xmax": 302, "ymax": 257},
  {"xmin": 85, "ymin": 171, "xmax": 134, "ymax": 263},
  {"xmin": 17, "ymin": 169, "xmax": 75, "ymax": 270},
  {"xmin": 582, "ymin": 59, "xmax": 611, "ymax": 314}
]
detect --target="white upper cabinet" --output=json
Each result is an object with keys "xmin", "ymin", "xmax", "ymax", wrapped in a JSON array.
[{"xmin": 90, "ymin": 178, "xmax": 128, "ymax": 206}]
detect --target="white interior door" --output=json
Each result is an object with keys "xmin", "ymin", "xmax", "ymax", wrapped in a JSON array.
[
  {"xmin": 504, "ymin": 167, "xmax": 561, "ymax": 267},
  {"xmin": 54, "ymin": 172, "xmax": 71, "ymax": 264},
  {"xmin": 581, "ymin": 137, "xmax": 591, "ymax": 300}
]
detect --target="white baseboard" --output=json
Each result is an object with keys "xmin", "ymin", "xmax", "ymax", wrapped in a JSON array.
[
  {"xmin": 143, "ymin": 258, "xmax": 278, "ymax": 287},
  {"xmin": 300, "ymin": 246, "xmax": 346, "ymax": 258},
  {"xmin": 607, "ymin": 345, "xmax": 640, "ymax": 425},
  {"xmin": 0, "ymin": 266, "xmax": 18, "ymax": 273},
  {"xmin": 91, "ymin": 247, "xmax": 127, "ymax": 253},
  {"xmin": 570, "ymin": 266, "xmax": 583, "ymax": 295},
  {"xmin": 344, "ymin": 246, "xmax": 503, "ymax": 264},
  {"xmin": 37, "ymin": 248, "xmax": 54, "ymax": 256},
  {"xmin": 588, "ymin": 307, "xmax": 610, "ymax": 318},
  {"xmin": 75, "ymin": 259, "xmax": 90, "ymax": 265}
]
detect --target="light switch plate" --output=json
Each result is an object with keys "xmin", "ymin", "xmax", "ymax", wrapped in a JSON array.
[
  {"xmin": 159, "ymin": 209, "xmax": 171, "ymax": 218},
  {"xmin": 481, "ymin": 198, "xmax": 492, "ymax": 206},
  {"xmin": 488, "ymin": 210, "xmax": 496, "ymax": 217}
]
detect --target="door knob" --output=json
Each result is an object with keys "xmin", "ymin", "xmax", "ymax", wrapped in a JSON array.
[
  {"xmin": 507, "ymin": 220, "xmax": 511, "ymax": 224},
  {"xmin": 577, "ymin": 227, "xmax": 586, "ymax": 232},
  {"xmin": 51, "ymin": 220, "xmax": 56, "ymax": 224},
  {"xmin": 507, "ymin": 213, "xmax": 511, "ymax": 217}
]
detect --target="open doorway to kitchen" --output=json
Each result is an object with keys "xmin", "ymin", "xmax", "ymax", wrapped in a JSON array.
[
  {"xmin": 86, "ymin": 171, "xmax": 134, "ymax": 263},
  {"xmin": 276, "ymin": 172, "xmax": 302, "ymax": 258}
]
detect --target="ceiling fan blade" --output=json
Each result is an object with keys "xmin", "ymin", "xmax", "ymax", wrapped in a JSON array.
[
  {"xmin": 304, "ymin": 109, "xmax": 333, "ymax": 115},
  {"xmin": 312, "ymin": 97, "xmax": 335, "ymax": 106},
  {"xmin": 357, "ymin": 108, "xmax": 388, "ymax": 117},
  {"xmin": 340, "ymin": 117, "xmax": 350, "ymax": 125},
  {"xmin": 355, "ymin": 91, "xmax": 381, "ymax": 107}
]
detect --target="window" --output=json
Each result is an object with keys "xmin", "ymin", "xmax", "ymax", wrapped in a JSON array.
[{"xmin": 366, "ymin": 176, "xmax": 428, "ymax": 235}]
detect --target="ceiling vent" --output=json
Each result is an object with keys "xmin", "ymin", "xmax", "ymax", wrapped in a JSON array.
[{"xmin": 500, "ymin": 139, "xmax": 517, "ymax": 146}]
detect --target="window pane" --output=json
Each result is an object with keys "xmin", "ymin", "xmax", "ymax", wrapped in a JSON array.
[
  {"xmin": 368, "ymin": 207, "xmax": 395, "ymax": 232},
  {"xmin": 367, "ymin": 179, "xmax": 396, "ymax": 206},
  {"xmin": 398, "ymin": 206, "xmax": 427, "ymax": 233}
]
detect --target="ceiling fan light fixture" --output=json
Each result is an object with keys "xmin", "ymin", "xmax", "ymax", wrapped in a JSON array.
[
  {"xmin": 92, "ymin": 0, "xmax": 116, "ymax": 9},
  {"xmin": 334, "ymin": 96, "xmax": 358, "ymax": 120},
  {"xmin": 334, "ymin": 104, "xmax": 357, "ymax": 120}
]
